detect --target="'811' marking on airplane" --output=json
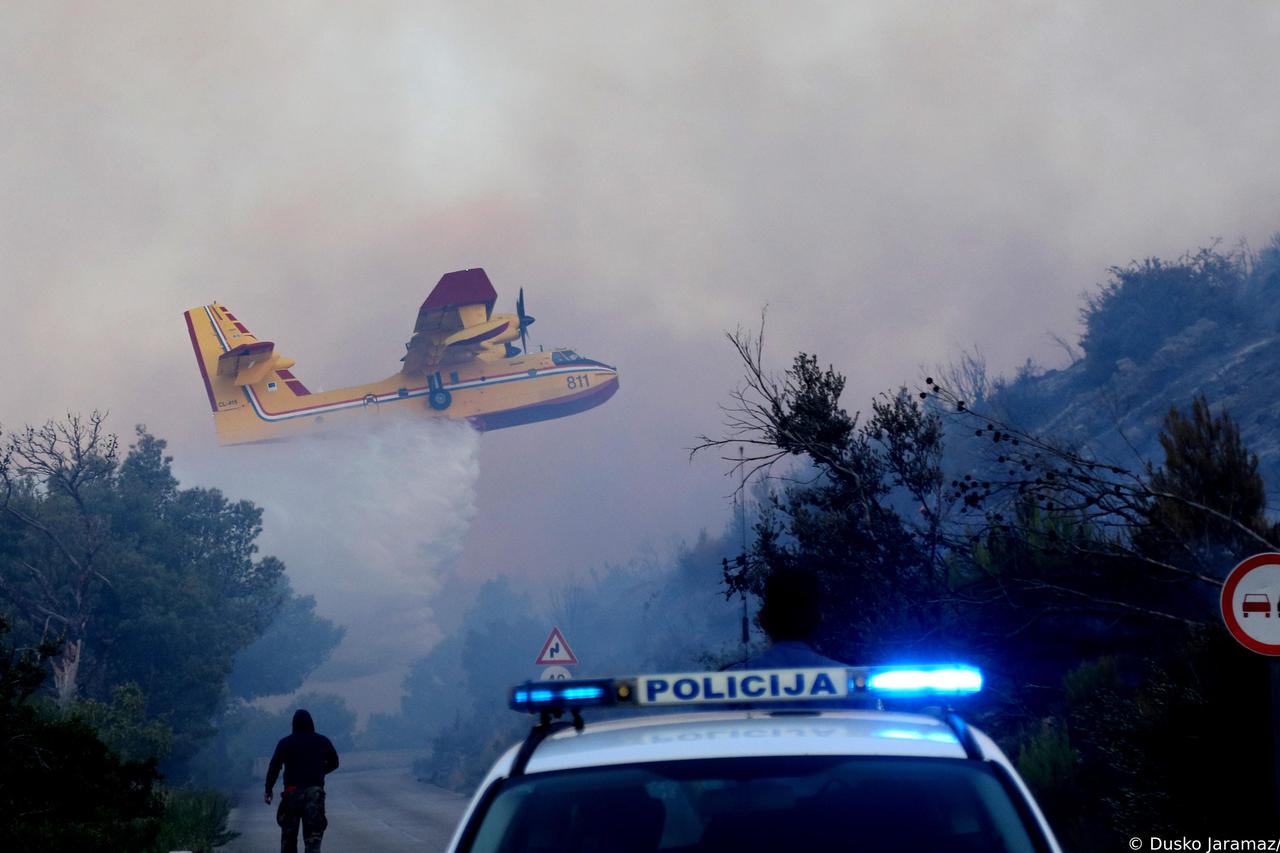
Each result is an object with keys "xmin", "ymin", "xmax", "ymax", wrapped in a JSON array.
[{"xmin": 183, "ymin": 268, "xmax": 619, "ymax": 445}]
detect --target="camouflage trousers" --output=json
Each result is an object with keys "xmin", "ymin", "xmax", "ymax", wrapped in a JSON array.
[{"xmin": 277, "ymin": 785, "xmax": 327, "ymax": 853}]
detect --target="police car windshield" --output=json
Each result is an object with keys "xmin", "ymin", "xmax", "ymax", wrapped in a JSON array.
[{"xmin": 462, "ymin": 756, "xmax": 1040, "ymax": 853}]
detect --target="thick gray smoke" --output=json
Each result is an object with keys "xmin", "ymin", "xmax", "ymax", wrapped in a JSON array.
[
  {"xmin": 6, "ymin": 1, "xmax": 1280, "ymax": 714},
  {"xmin": 178, "ymin": 419, "xmax": 480, "ymax": 716}
]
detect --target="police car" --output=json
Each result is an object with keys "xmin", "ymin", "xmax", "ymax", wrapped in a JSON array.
[{"xmin": 446, "ymin": 664, "xmax": 1062, "ymax": 852}]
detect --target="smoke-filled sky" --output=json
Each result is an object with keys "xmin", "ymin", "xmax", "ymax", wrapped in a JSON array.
[{"xmin": 4, "ymin": 2, "xmax": 1279, "ymax": 713}]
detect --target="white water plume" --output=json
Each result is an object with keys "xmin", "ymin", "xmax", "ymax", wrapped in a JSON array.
[{"xmin": 180, "ymin": 417, "xmax": 480, "ymax": 715}]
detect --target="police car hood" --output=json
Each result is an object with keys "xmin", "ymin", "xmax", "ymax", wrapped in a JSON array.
[{"xmin": 499, "ymin": 710, "xmax": 969, "ymax": 778}]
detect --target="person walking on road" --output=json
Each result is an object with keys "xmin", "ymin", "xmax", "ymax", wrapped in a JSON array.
[{"xmin": 264, "ymin": 709, "xmax": 340, "ymax": 853}]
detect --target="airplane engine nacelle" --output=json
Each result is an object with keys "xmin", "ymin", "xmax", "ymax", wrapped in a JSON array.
[{"xmin": 442, "ymin": 313, "xmax": 520, "ymax": 351}]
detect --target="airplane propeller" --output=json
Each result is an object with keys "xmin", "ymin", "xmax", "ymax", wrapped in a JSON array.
[{"xmin": 516, "ymin": 287, "xmax": 536, "ymax": 354}]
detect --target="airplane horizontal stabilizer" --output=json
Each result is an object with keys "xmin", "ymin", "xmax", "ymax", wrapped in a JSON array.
[{"xmin": 216, "ymin": 341, "xmax": 296, "ymax": 386}]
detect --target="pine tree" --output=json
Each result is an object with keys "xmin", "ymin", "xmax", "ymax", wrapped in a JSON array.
[{"xmin": 1136, "ymin": 394, "xmax": 1271, "ymax": 570}]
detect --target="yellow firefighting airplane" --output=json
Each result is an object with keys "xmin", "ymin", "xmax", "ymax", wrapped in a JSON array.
[{"xmin": 184, "ymin": 269, "xmax": 619, "ymax": 445}]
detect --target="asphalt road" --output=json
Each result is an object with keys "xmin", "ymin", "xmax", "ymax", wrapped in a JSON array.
[{"xmin": 223, "ymin": 765, "xmax": 470, "ymax": 852}]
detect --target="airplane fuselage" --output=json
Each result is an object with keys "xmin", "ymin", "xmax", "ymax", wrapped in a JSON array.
[{"xmin": 188, "ymin": 304, "xmax": 618, "ymax": 445}]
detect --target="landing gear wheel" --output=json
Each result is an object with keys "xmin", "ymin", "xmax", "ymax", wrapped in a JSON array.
[{"xmin": 428, "ymin": 388, "xmax": 452, "ymax": 411}]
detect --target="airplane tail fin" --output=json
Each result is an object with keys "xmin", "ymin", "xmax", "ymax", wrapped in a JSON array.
[{"xmin": 183, "ymin": 303, "xmax": 306, "ymax": 444}]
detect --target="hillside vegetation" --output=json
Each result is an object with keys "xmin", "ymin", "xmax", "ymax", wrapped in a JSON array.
[{"xmin": 988, "ymin": 238, "xmax": 1280, "ymax": 490}]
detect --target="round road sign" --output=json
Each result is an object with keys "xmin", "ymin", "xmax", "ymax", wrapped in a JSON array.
[
  {"xmin": 1221, "ymin": 552, "xmax": 1280, "ymax": 655},
  {"xmin": 540, "ymin": 666, "xmax": 573, "ymax": 681}
]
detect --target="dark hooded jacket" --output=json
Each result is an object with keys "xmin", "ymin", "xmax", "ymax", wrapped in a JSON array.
[{"xmin": 265, "ymin": 710, "xmax": 340, "ymax": 792}]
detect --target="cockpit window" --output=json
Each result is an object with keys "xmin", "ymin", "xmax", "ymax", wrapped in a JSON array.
[{"xmin": 551, "ymin": 350, "xmax": 582, "ymax": 365}]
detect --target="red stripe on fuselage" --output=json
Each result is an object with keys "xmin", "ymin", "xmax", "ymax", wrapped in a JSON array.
[
  {"xmin": 285, "ymin": 380, "xmax": 311, "ymax": 396},
  {"xmin": 250, "ymin": 385, "xmax": 424, "ymax": 417},
  {"xmin": 251, "ymin": 368, "xmax": 527, "ymax": 415},
  {"xmin": 247, "ymin": 366, "xmax": 612, "ymax": 417},
  {"xmin": 185, "ymin": 311, "xmax": 218, "ymax": 413}
]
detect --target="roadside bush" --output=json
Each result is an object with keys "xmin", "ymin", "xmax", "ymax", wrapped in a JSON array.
[
  {"xmin": 152, "ymin": 787, "xmax": 238, "ymax": 853},
  {"xmin": 0, "ymin": 618, "xmax": 162, "ymax": 851}
]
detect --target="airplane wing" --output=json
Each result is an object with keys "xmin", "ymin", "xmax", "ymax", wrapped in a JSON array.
[{"xmin": 402, "ymin": 268, "xmax": 511, "ymax": 375}]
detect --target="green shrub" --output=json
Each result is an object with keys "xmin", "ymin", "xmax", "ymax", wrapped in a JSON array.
[
  {"xmin": 1016, "ymin": 719, "xmax": 1079, "ymax": 799},
  {"xmin": 1079, "ymin": 247, "xmax": 1246, "ymax": 376},
  {"xmin": 152, "ymin": 787, "xmax": 238, "ymax": 853}
]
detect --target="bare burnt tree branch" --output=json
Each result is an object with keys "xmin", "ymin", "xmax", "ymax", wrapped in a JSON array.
[
  {"xmin": 0, "ymin": 413, "xmax": 119, "ymax": 704},
  {"xmin": 971, "ymin": 526, "xmax": 1223, "ymax": 588},
  {"xmin": 931, "ymin": 347, "xmax": 991, "ymax": 411},
  {"xmin": 925, "ymin": 377, "xmax": 1275, "ymax": 581},
  {"xmin": 692, "ymin": 318, "xmax": 881, "ymax": 498},
  {"xmin": 1048, "ymin": 332, "xmax": 1082, "ymax": 366},
  {"xmin": 692, "ymin": 317, "xmax": 799, "ymax": 490},
  {"xmin": 1015, "ymin": 580, "xmax": 1203, "ymax": 627},
  {"xmin": 8, "ymin": 412, "xmax": 117, "ymax": 500}
]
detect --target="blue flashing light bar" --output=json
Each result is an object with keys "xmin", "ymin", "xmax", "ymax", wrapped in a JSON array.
[
  {"xmin": 509, "ymin": 664, "xmax": 984, "ymax": 714},
  {"xmin": 864, "ymin": 665, "xmax": 984, "ymax": 696},
  {"xmin": 509, "ymin": 679, "xmax": 615, "ymax": 713}
]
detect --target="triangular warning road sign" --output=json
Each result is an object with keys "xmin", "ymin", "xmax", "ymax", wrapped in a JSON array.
[{"xmin": 535, "ymin": 627, "xmax": 578, "ymax": 665}]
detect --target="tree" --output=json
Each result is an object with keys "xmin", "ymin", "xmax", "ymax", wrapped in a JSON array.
[
  {"xmin": 72, "ymin": 682, "xmax": 174, "ymax": 764},
  {"xmin": 692, "ymin": 325, "xmax": 954, "ymax": 661},
  {"xmin": 0, "ymin": 412, "xmax": 118, "ymax": 705},
  {"xmin": 1136, "ymin": 394, "xmax": 1272, "ymax": 565},
  {"xmin": 696, "ymin": 323, "xmax": 1280, "ymax": 638},
  {"xmin": 0, "ymin": 417, "xmax": 325, "ymax": 766},
  {"xmin": 91, "ymin": 427, "xmax": 286, "ymax": 762},
  {"xmin": 1079, "ymin": 246, "xmax": 1247, "ymax": 376},
  {"xmin": 226, "ymin": 585, "xmax": 344, "ymax": 702},
  {"xmin": 0, "ymin": 615, "xmax": 162, "ymax": 850},
  {"xmin": 926, "ymin": 380, "xmax": 1276, "ymax": 624}
]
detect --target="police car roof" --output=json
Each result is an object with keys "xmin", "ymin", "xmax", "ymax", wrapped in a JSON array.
[{"xmin": 497, "ymin": 710, "xmax": 969, "ymax": 778}]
